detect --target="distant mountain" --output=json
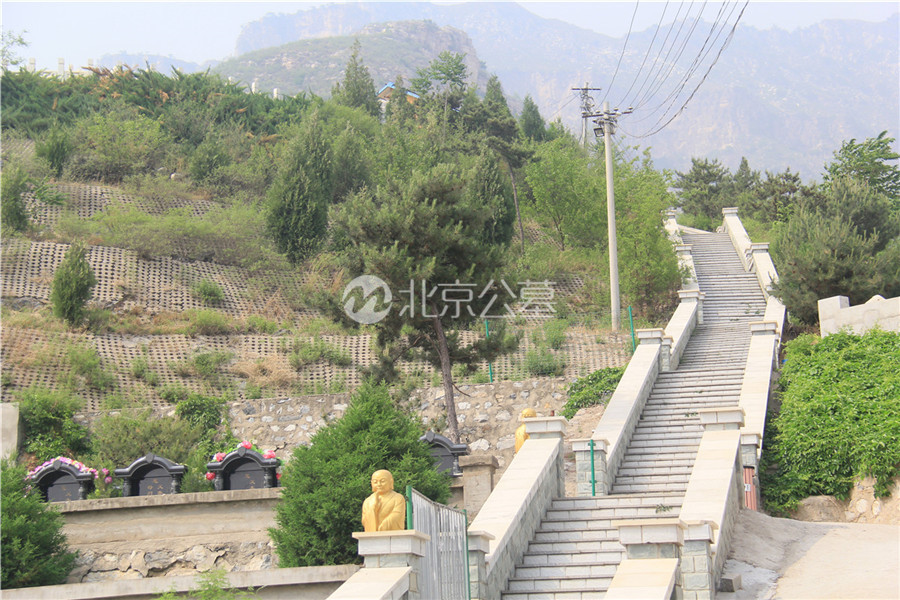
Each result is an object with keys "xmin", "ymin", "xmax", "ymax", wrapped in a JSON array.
[
  {"xmin": 97, "ymin": 53, "xmax": 214, "ymax": 74},
  {"xmin": 232, "ymin": 2, "xmax": 900, "ymax": 179},
  {"xmin": 216, "ymin": 20, "xmax": 488, "ymax": 99}
]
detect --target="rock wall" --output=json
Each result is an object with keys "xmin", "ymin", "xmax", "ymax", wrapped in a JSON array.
[{"xmin": 791, "ymin": 476, "xmax": 900, "ymax": 525}]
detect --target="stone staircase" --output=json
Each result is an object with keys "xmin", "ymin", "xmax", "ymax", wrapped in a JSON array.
[{"xmin": 501, "ymin": 231, "xmax": 767, "ymax": 599}]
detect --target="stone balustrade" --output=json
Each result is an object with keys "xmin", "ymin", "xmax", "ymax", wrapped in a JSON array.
[
  {"xmin": 818, "ymin": 294, "xmax": 900, "ymax": 336},
  {"xmin": 466, "ymin": 417, "xmax": 566, "ymax": 599}
]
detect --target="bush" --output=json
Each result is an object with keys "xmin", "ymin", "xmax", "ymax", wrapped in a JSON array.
[
  {"xmin": 761, "ymin": 330, "xmax": 900, "ymax": 515},
  {"xmin": 543, "ymin": 318, "xmax": 568, "ymax": 350},
  {"xmin": 185, "ymin": 309, "xmax": 234, "ymax": 336},
  {"xmin": 1, "ymin": 165, "xmax": 30, "ymax": 233},
  {"xmin": 176, "ymin": 393, "xmax": 227, "ymax": 433},
  {"xmin": 1, "ymin": 459, "xmax": 77, "ymax": 588},
  {"xmin": 50, "ymin": 242, "xmax": 97, "ymax": 326},
  {"xmin": 62, "ymin": 343, "xmax": 117, "ymax": 392},
  {"xmin": 561, "ymin": 366, "xmax": 625, "ymax": 419},
  {"xmin": 289, "ymin": 339, "xmax": 352, "ymax": 369},
  {"xmin": 270, "ymin": 383, "xmax": 450, "ymax": 566},
  {"xmin": 524, "ymin": 346, "xmax": 566, "ymax": 376},
  {"xmin": 36, "ymin": 126, "xmax": 72, "ymax": 178},
  {"xmin": 193, "ymin": 279, "xmax": 224, "ymax": 306},
  {"xmin": 16, "ymin": 387, "xmax": 90, "ymax": 463}
]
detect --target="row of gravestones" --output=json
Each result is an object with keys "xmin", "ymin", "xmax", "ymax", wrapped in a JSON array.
[
  {"xmin": 32, "ymin": 447, "xmax": 279, "ymax": 503},
  {"xmin": 33, "ymin": 433, "xmax": 469, "ymax": 503}
]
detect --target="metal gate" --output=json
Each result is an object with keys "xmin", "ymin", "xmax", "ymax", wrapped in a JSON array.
[{"xmin": 407, "ymin": 486, "xmax": 470, "ymax": 600}]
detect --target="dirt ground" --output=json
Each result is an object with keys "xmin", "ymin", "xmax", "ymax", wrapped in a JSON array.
[{"xmin": 719, "ymin": 509, "xmax": 900, "ymax": 600}]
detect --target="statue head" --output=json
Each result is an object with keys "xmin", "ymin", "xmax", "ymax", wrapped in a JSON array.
[
  {"xmin": 521, "ymin": 408, "xmax": 537, "ymax": 419},
  {"xmin": 370, "ymin": 469, "xmax": 395, "ymax": 495}
]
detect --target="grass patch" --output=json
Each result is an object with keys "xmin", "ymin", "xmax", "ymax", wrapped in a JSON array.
[
  {"xmin": 561, "ymin": 366, "xmax": 625, "ymax": 419},
  {"xmin": 289, "ymin": 338, "xmax": 352, "ymax": 370},
  {"xmin": 192, "ymin": 279, "xmax": 225, "ymax": 305}
]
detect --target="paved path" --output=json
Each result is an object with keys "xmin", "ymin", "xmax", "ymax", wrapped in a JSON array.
[{"xmin": 720, "ymin": 509, "xmax": 900, "ymax": 600}]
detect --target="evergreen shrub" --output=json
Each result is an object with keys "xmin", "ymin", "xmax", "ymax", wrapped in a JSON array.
[{"xmin": 270, "ymin": 383, "xmax": 450, "ymax": 566}]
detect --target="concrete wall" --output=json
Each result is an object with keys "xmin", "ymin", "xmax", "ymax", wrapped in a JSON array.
[
  {"xmin": 818, "ymin": 295, "xmax": 900, "ymax": 337},
  {"xmin": 1, "ymin": 565, "xmax": 358, "ymax": 600},
  {"xmin": 58, "ymin": 489, "xmax": 281, "ymax": 582}
]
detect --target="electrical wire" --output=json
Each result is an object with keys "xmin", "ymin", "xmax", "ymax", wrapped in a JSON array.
[
  {"xmin": 599, "ymin": 0, "xmax": 641, "ymax": 106},
  {"xmin": 633, "ymin": 0, "xmax": 748, "ymax": 138},
  {"xmin": 625, "ymin": 0, "xmax": 690, "ymax": 110},
  {"xmin": 616, "ymin": 0, "xmax": 671, "ymax": 109}
]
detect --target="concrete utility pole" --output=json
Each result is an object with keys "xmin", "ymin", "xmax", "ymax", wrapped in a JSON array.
[
  {"xmin": 591, "ymin": 102, "xmax": 632, "ymax": 331},
  {"xmin": 571, "ymin": 84, "xmax": 603, "ymax": 147}
]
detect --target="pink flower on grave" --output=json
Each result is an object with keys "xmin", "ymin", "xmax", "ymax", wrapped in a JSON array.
[
  {"xmin": 101, "ymin": 468, "xmax": 109, "ymax": 476},
  {"xmin": 205, "ymin": 472, "xmax": 216, "ymax": 481},
  {"xmin": 240, "ymin": 440, "xmax": 253, "ymax": 449},
  {"xmin": 104, "ymin": 476, "xmax": 112, "ymax": 484},
  {"xmin": 214, "ymin": 452, "xmax": 226, "ymax": 462},
  {"xmin": 263, "ymin": 450, "xmax": 276, "ymax": 459}
]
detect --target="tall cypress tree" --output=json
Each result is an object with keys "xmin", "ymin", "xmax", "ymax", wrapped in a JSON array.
[{"xmin": 331, "ymin": 39, "xmax": 380, "ymax": 118}]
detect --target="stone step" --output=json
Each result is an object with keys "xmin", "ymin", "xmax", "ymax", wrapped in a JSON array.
[
  {"xmin": 541, "ymin": 505, "xmax": 672, "ymax": 523},
  {"xmin": 622, "ymin": 447, "xmax": 698, "ymax": 460},
  {"xmin": 611, "ymin": 481, "xmax": 689, "ymax": 494},
  {"xmin": 521, "ymin": 549, "xmax": 624, "ymax": 567},
  {"xmin": 617, "ymin": 464, "xmax": 693, "ymax": 478},
  {"xmin": 532, "ymin": 528, "xmax": 619, "ymax": 543},
  {"xmin": 619, "ymin": 457, "xmax": 695, "ymax": 470},
  {"xmin": 526, "ymin": 539, "xmax": 625, "ymax": 555},
  {"xmin": 506, "ymin": 575, "xmax": 614, "ymax": 594},
  {"xmin": 513, "ymin": 562, "xmax": 619, "ymax": 580},
  {"xmin": 549, "ymin": 493, "xmax": 683, "ymax": 510},
  {"xmin": 613, "ymin": 473, "xmax": 691, "ymax": 487}
]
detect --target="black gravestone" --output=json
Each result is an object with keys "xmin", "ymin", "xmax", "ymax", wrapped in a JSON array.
[
  {"xmin": 206, "ymin": 446, "xmax": 279, "ymax": 491},
  {"xmin": 115, "ymin": 454, "xmax": 186, "ymax": 497},
  {"xmin": 420, "ymin": 431, "xmax": 469, "ymax": 477},
  {"xmin": 31, "ymin": 460, "xmax": 95, "ymax": 502}
]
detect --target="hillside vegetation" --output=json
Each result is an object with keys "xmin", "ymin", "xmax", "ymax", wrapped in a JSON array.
[{"xmin": 0, "ymin": 51, "xmax": 682, "ymax": 446}]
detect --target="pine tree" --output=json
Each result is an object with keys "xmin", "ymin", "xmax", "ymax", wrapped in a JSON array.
[
  {"xmin": 266, "ymin": 111, "xmax": 333, "ymax": 264},
  {"xmin": 50, "ymin": 241, "xmax": 97, "ymax": 326},
  {"xmin": 269, "ymin": 383, "xmax": 450, "ymax": 566},
  {"xmin": 330, "ymin": 40, "xmax": 380, "ymax": 118},
  {"xmin": 519, "ymin": 95, "xmax": 546, "ymax": 142}
]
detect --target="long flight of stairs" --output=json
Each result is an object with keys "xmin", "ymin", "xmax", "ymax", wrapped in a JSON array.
[{"xmin": 502, "ymin": 230, "xmax": 767, "ymax": 599}]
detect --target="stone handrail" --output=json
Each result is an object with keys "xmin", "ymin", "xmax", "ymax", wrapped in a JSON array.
[
  {"xmin": 721, "ymin": 207, "xmax": 753, "ymax": 272},
  {"xmin": 579, "ymin": 342, "xmax": 661, "ymax": 494},
  {"xmin": 328, "ymin": 567, "xmax": 411, "ymax": 600},
  {"xmin": 666, "ymin": 291, "xmax": 702, "ymax": 370},
  {"xmin": 678, "ymin": 428, "xmax": 745, "ymax": 589},
  {"xmin": 467, "ymin": 418, "xmax": 565, "ymax": 599},
  {"xmin": 604, "ymin": 557, "xmax": 679, "ymax": 600}
]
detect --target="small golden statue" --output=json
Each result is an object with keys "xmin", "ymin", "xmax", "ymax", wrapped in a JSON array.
[
  {"xmin": 514, "ymin": 408, "xmax": 537, "ymax": 453},
  {"xmin": 361, "ymin": 469, "xmax": 406, "ymax": 532}
]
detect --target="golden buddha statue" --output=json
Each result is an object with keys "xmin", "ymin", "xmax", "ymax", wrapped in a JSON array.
[
  {"xmin": 514, "ymin": 408, "xmax": 537, "ymax": 453},
  {"xmin": 361, "ymin": 469, "xmax": 406, "ymax": 532}
]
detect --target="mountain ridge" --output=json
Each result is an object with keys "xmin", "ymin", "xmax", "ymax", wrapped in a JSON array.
[{"xmin": 229, "ymin": 3, "xmax": 899, "ymax": 179}]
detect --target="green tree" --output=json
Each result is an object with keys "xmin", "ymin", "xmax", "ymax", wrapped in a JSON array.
[
  {"xmin": 524, "ymin": 137, "xmax": 599, "ymax": 250},
  {"xmin": 674, "ymin": 158, "xmax": 732, "ymax": 228},
  {"xmin": 50, "ymin": 241, "xmax": 97, "ymax": 326},
  {"xmin": 1, "ymin": 165, "xmax": 30, "ymax": 233},
  {"xmin": 824, "ymin": 131, "xmax": 900, "ymax": 201},
  {"xmin": 771, "ymin": 177, "xmax": 900, "ymax": 324},
  {"xmin": 1, "ymin": 459, "xmax": 77, "ymax": 588},
  {"xmin": 746, "ymin": 168, "xmax": 806, "ymax": 224},
  {"xmin": 266, "ymin": 112, "xmax": 333, "ymax": 264},
  {"xmin": 17, "ymin": 388, "xmax": 91, "ymax": 463},
  {"xmin": 1, "ymin": 29, "xmax": 28, "ymax": 68},
  {"xmin": 269, "ymin": 383, "xmax": 450, "ymax": 566},
  {"xmin": 519, "ymin": 95, "xmax": 546, "ymax": 142},
  {"xmin": 331, "ymin": 163, "xmax": 518, "ymax": 442},
  {"xmin": 331, "ymin": 40, "xmax": 380, "ymax": 118}
]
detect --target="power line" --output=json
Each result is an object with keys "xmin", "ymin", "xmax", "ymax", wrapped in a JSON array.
[
  {"xmin": 625, "ymin": 0, "xmax": 690, "ymax": 109},
  {"xmin": 616, "ymin": 1, "xmax": 672, "ymax": 108},
  {"xmin": 630, "ymin": 0, "xmax": 748, "ymax": 138},
  {"xmin": 599, "ymin": 1, "xmax": 641, "ymax": 107}
]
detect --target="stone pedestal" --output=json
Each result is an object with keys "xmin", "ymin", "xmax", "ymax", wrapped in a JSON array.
[
  {"xmin": 352, "ymin": 530, "xmax": 429, "ymax": 600},
  {"xmin": 1, "ymin": 403, "xmax": 21, "ymax": 460},
  {"xmin": 697, "ymin": 407, "xmax": 744, "ymax": 431},
  {"xmin": 636, "ymin": 328, "xmax": 674, "ymax": 372},
  {"xmin": 459, "ymin": 455, "xmax": 498, "ymax": 518},
  {"xmin": 467, "ymin": 530, "xmax": 494, "ymax": 600},
  {"xmin": 680, "ymin": 522, "xmax": 716, "ymax": 600},
  {"xmin": 524, "ymin": 417, "xmax": 567, "ymax": 497},
  {"xmin": 678, "ymin": 289, "xmax": 705, "ymax": 324},
  {"xmin": 573, "ymin": 438, "xmax": 609, "ymax": 496}
]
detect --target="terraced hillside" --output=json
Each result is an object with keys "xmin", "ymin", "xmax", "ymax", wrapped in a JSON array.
[{"xmin": 1, "ymin": 176, "xmax": 631, "ymax": 414}]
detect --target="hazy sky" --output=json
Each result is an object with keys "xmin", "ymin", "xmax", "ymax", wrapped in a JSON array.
[{"xmin": 3, "ymin": 1, "xmax": 898, "ymax": 71}]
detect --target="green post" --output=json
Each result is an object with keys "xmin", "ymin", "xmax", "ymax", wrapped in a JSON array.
[
  {"xmin": 589, "ymin": 439, "xmax": 596, "ymax": 497},
  {"xmin": 484, "ymin": 319, "xmax": 494, "ymax": 383},
  {"xmin": 628, "ymin": 306, "xmax": 636, "ymax": 353},
  {"xmin": 406, "ymin": 485, "xmax": 413, "ymax": 530}
]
